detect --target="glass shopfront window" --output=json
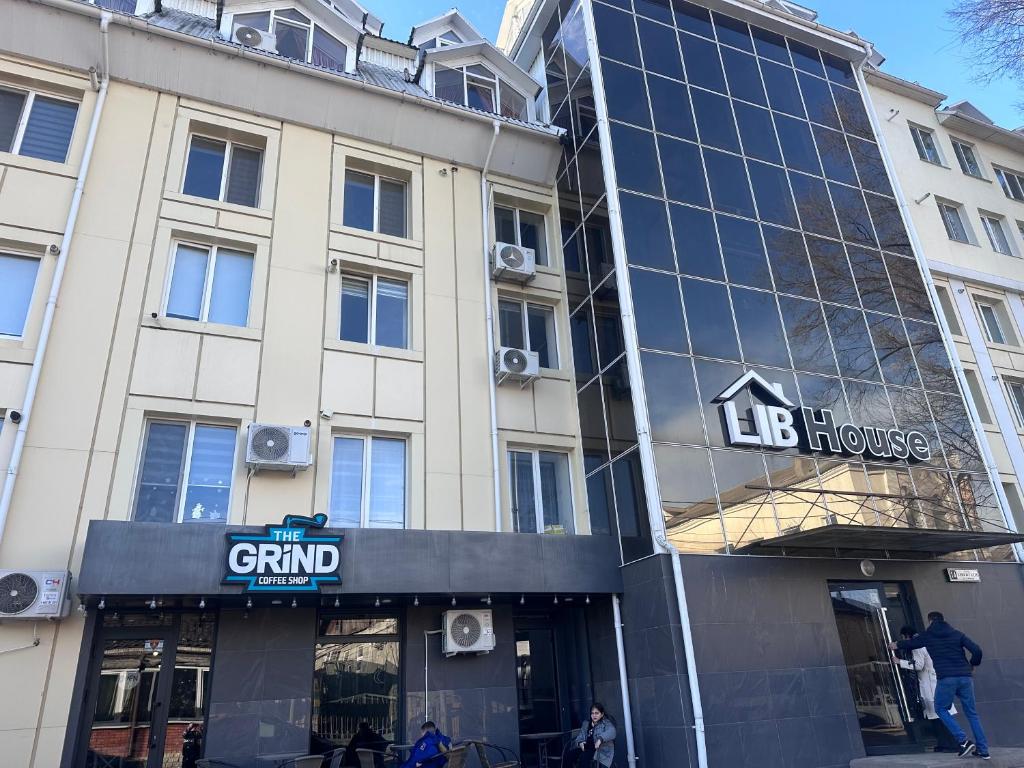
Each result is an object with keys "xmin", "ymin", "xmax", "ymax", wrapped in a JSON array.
[{"xmin": 312, "ymin": 615, "xmax": 400, "ymax": 752}]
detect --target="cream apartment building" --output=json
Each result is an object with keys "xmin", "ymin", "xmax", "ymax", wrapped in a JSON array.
[
  {"xmin": 868, "ymin": 69, "xmax": 1024, "ymax": 532},
  {"xmin": 0, "ymin": 1, "xmax": 634, "ymax": 765}
]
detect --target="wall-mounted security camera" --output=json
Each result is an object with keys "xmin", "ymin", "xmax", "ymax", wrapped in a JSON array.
[
  {"xmin": 320, "ymin": 409, "xmax": 334, "ymax": 420},
  {"xmin": 48, "ymin": 244, "xmax": 60, "ymax": 255},
  {"xmin": 151, "ymin": 312, "xmax": 158, "ymax": 319},
  {"xmin": 303, "ymin": 419, "xmax": 312, "ymax": 428},
  {"xmin": 327, "ymin": 258, "xmax": 339, "ymax": 273},
  {"xmin": 9, "ymin": 411, "xmax": 22, "ymax": 424}
]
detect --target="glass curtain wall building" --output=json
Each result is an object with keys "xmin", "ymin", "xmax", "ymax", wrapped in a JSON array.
[
  {"xmin": 522, "ymin": 0, "xmax": 1024, "ymax": 764},
  {"xmin": 546, "ymin": 0, "xmax": 1015, "ymax": 563}
]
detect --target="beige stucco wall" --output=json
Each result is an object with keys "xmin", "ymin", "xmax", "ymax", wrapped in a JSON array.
[
  {"xmin": 867, "ymin": 76, "xmax": 1024, "ymax": 526},
  {"xmin": 0, "ymin": 45, "xmax": 579, "ymax": 764}
]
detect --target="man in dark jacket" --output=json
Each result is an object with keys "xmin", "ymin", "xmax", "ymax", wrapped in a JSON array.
[{"xmin": 891, "ymin": 611, "xmax": 989, "ymax": 759}]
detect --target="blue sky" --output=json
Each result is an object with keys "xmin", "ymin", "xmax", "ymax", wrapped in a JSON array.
[{"xmin": 378, "ymin": 0, "xmax": 1022, "ymax": 128}]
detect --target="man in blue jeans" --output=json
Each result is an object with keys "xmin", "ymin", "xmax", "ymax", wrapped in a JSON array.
[{"xmin": 891, "ymin": 611, "xmax": 989, "ymax": 759}]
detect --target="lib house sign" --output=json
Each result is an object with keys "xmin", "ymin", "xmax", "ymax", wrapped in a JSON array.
[
  {"xmin": 223, "ymin": 513, "xmax": 343, "ymax": 592},
  {"xmin": 714, "ymin": 372, "xmax": 932, "ymax": 462}
]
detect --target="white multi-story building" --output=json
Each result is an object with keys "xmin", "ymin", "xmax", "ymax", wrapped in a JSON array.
[{"xmin": 867, "ymin": 69, "xmax": 1024, "ymax": 532}]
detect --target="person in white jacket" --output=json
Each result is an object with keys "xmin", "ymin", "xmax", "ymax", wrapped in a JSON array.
[{"xmin": 895, "ymin": 626, "xmax": 960, "ymax": 753}]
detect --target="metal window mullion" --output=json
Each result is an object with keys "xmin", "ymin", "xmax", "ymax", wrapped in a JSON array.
[
  {"xmin": 177, "ymin": 421, "xmax": 198, "ymax": 523},
  {"xmin": 361, "ymin": 436, "xmax": 372, "ymax": 528},
  {"xmin": 531, "ymin": 449, "xmax": 544, "ymax": 534},
  {"xmin": 368, "ymin": 274, "xmax": 378, "ymax": 345},
  {"xmin": 219, "ymin": 142, "xmax": 232, "ymax": 202},
  {"xmin": 373, "ymin": 174, "xmax": 381, "ymax": 234},
  {"xmin": 201, "ymin": 245, "xmax": 217, "ymax": 321},
  {"xmin": 462, "ymin": 66, "xmax": 469, "ymax": 108},
  {"xmin": 11, "ymin": 91, "xmax": 34, "ymax": 154},
  {"xmin": 306, "ymin": 22, "xmax": 315, "ymax": 63}
]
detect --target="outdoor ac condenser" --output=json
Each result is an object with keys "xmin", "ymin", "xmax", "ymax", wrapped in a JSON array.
[
  {"xmin": 245, "ymin": 424, "xmax": 313, "ymax": 472},
  {"xmin": 442, "ymin": 609, "xmax": 496, "ymax": 656},
  {"xmin": 0, "ymin": 570, "xmax": 71, "ymax": 620},
  {"xmin": 491, "ymin": 242, "xmax": 536, "ymax": 283}
]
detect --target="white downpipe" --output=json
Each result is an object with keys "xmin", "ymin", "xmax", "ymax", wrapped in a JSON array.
[
  {"xmin": 481, "ymin": 121, "xmax": 502, "ymax": 532},
  {"xmin": 423, "ymin": 628, "xmax": 443, "ymax": 722},
  {"xmin": 611, "ymin": 596, "xmax": 638, "ymax": 768},
  {"xmin": 655, "ymin": 534, "xmax": 708, "ymax": 768},
  {"xmin": 853, "ymin": 65, "xmax": 1024, "ymax": 562},
  {"xmin": 577, "ymin": 1, "xmax": 708, "ymax": 765},
  {"xmin": 0, "ymin": 11, "xmax": 112, "ymax": 549}
]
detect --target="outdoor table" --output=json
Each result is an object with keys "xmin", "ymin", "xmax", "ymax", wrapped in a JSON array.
[{"xmin": 520, "ymin": 731, "xmax": 565, "ymax": 768}]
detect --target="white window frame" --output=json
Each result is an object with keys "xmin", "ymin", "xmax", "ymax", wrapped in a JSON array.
[
  {"xmin": 498, "ymin": 297, "xmax": 559, "ymax": 368},
  {"xmin": 330, "ymin": 434, "xmax": 408, "ymax": 529},
  {"xmin": 976, "ymin": 299, "xmax": 1008, "ymax": 344},
  {"xmin": 431, "ymin": 62, "xmax": 530, "ymax": 121},
  {"xmin": 0, "ymin": 86, "xmax": 79, "ymax": 163},
  {"xmin": 909, "ymin": 124, "xmax": 942, "ymax": 165},
  {"xmin": 133, "ymin": 419, "xmax": 238, "ymax": 525},
  {"xmin": 507, "ymin": 447, "xmax": 576, "ymax": 535},
  {"xmin": 1006, "ymin": 379, "xmax": 1024, "ymax": 429},
  {"xmin": 995, "ymin": 167, "xmax": 1024, "ymax": 202},
  {"xmin": 339, "ymin": 271, "xmax": 410, "ymax": 348},
  {"xmin": 951, "ymin": 138, "xmax": 983, "ymax": 178},
  {"xmin": 980, "ymin": 213, "xmax": 1014, "ymax": 255},
  {"xmin": 937, "ymin": 201, "xmax": 971, "ymax": 243},
  {"xmin": 343, "ymin": 169, "xmax": 408, "ymax": 237},
  {"xmin": 0, "ymin": 249, "xmax": 41, "ymax": 339},
  {"xmin": 162, "ymin": 241, "xmax": 254, "ymax": 325},
  {"xmin": 183, "ymin": 133, "xmax": 264, "ymax": 206},
  {"xmin": 494, "ymin": 205, "xmax": 548, "ymax": 266}
]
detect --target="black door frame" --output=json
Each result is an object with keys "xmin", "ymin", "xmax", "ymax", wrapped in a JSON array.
[
  {"xmin": 75, "ymin": 622, "xmax": 180, "ymax": 768},
  {"xmin": 829, "ymin": 580, "xmax": 926, "ymax": 757}
]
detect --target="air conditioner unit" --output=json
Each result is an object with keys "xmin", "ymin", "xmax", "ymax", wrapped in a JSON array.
[
  {"xmin": 443, "ymin": 609, "xmax": 496, "ymax": 656},
  {"xmin": 246, "ymin": 424, "xmax": 312, "ymax": 472},
  {"xmin": 494, "ymin": 346, "xmax": 539, "ymax": 387},
  {"xmin": 491, "ymin": 242, "xmax": 536, "ymax": 283},
  {"xmin": 0, "ymin": 570, "xmax": 71, "ymax": 620},
  {"xmin": 232, "ymin": 23, "xmax": 278, "ymax": 53}
]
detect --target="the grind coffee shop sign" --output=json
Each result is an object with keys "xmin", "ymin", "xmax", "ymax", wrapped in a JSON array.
[
  {"xmin": 223, "ymin": 513, "xmax": 342, "ymax": 592},
  {"xmin": 714, "ymin": 372, "xmax": 931, "ymax": 462}
]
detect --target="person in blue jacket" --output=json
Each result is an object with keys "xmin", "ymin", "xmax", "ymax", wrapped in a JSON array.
[
  {"xmin": 401, "ymin": 721, "xmax": 452, "ymax": 768},
  {"xmin": 890, "ymin": 611, "xmax": 989, "ymax": 760}
]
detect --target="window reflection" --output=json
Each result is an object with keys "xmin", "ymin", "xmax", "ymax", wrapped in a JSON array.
[
  {"xmin": 631, "ymin": 268, "xmax": 687, "ymax": 353},
  {"xmin": 718, "ymin": 214, "xmax": 771, "ymax": 288},
  {"xmin": 681, "ymin": 278, "xmax": 739, "ymax": 361},
  {"xmin": 732, "ymin": 287, "xmax": 790, "ymax": 367},
  {"xmin": 642, "ymin": 352, "xmax": 705, "ymax": 445},
  {"xmin": 671, "ymin": 204, "xmax": 723, "ymax": 280},
  {"xmin": 656, "ymin": 444, "xmax": 726, "ymax": 553}
]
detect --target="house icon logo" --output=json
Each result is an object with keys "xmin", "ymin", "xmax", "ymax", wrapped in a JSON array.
[
  {"xmin": 713, "ymin": 372, "xmax": 932, "ymax": 462},
  {"xmin": 714, "ymin": 371, "xmax": 799, "ymax": 450}
]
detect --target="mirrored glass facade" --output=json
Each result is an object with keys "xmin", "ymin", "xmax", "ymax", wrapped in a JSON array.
[{"xmin": 547, "ymin": 0, "xmax": 1014, "ymax": 561}]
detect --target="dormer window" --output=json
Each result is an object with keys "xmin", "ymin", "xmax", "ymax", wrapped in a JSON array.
[
  {"xmin": 427, "ymin": 31, "xmax": 463, "ymax": 49},
  {"xmin": 433, "ymin": 63, "xmax": 528, "ymax": 121},
  {"xmin": 232, "ymin": 9, "xmax": 348, "ymax": 72}
]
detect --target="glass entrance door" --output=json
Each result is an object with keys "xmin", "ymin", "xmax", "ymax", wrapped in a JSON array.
[
  {"xmin": 80, "ymin": 612, "xmax": 214, "ymax": 768},
  {"xmin": 829, "ymin": 582, "xmax": 923, "ymax": 756}
]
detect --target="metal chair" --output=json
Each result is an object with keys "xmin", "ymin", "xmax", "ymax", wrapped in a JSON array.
[
  {"xmin": 472, "ymin": 741, "xmax": 520, "ymax": 768},
  {"xmin": 356, "ymin": 748, "xmax": 399, "ymax": 768},
  {"xmin": 443, "ymin": 745, "xmax": 469, "ymax": 768},
  {"xmin": 323, "ymin": 747, "xmax": 346, "ymax": 768},
  {"xmin": 277, "ymin": 756, "xmax": 326, "ymax": 768}
]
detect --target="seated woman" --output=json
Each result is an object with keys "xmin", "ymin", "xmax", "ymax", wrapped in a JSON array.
[{"xmin": 568, "ymin": 703, "xmax": 616, "ymax": 768}]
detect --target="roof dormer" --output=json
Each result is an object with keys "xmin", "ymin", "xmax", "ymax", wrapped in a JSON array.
[
  {"xmin": 221, "ymin": 0, "xmax": 363, "ymax": 73},
  {"xmin": 419, "ymin": 40, "xmax": 543, "ymax": 123},
  {"xmin": 409, "ymin": 8, "xmax": 484, "ymax": 50}
]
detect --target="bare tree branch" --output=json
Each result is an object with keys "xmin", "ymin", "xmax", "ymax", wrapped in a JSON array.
[{"xmin": 948, "ymin": 0, "xmax": 1024, "ymax": 84}]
